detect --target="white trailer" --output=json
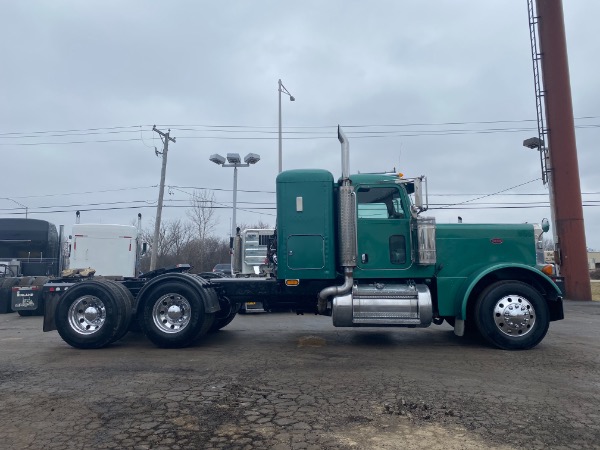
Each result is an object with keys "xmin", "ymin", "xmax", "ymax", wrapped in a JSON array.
[
  {"xmin": 69, "ymin": 224, "xmax": 141, "ymax": 278},
  {"xmin": 12, "ymin": 218, "xmax": 145, "ymax": 316}
]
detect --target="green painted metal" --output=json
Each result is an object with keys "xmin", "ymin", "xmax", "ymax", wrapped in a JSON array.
[
  {"xmin": 274, "ymin": 169, "xmax": 560, "ymax": 321},
  {"xmin": 276, "ymin": 170, "xmax": 336, "ymax": 280},
  {"xmin": 352, "ymin": 178, "xmax": 431, "ymax": 279},
  {"xmin": 435, "ymin": 223, "xmax": 544, "ymax": 317}
]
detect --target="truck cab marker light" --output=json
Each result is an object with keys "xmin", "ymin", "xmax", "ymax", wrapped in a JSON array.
[{"xmin": 285, "ymin": 279, "xmax": 300, "ymax": 286}]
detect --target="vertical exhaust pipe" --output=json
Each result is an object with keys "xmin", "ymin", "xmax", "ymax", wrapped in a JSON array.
[
  {"xmin": 338, "ymin": 125, "xmax": 350, "ymax": 182},
  {"xmin": 318, "ymin": 126, "xmax": 356, "ymax": 313}
]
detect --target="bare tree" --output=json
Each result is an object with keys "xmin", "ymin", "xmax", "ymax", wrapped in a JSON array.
[
  {"xmin": 187, "ymin": 190, "xmax": 219, "ymax": 271},
  {"xmin": 236, "ymin": 219, "xmax": 273, "ymax": 231},
  {"xmin": 140, "ymin": 218, "xmax": 193, "ymax": 271}
]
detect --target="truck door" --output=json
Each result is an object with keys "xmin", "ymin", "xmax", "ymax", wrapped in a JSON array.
[{"xmin": 355, "ymin": 185, "xmax": 412, "ymax": 273}]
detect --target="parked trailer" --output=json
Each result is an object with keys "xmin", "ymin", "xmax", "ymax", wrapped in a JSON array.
[
  {"xmin": 0, "ymin": 218, "xmax": 65, "ymax": 314},
  {"xmin": 36, "ymin": 127, "xmax": 563, "ymax": 350},
  {"xmin": 9, "ymin": 216, "xmax": 145, "ymax": 316}
]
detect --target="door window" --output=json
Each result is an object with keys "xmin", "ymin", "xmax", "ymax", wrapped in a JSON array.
[{"xmin": 357, "ymin": 187, "xmax": 404, "ymax": 219}]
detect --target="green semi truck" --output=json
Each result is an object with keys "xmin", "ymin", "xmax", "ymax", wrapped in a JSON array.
[{"xmin": 38, "ymin": 127, "xmax": 563, "ymax": 350}]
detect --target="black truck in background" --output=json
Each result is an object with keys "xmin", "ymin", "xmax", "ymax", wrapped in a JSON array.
[{"xmin": 0, "ymin": 218, "xmax": 65, "ymax": 314}]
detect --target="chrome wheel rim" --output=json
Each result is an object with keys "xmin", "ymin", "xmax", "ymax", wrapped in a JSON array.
[
  {"xmin": 68, "ymin": 295, "xmax": 106, "ymax": 335},
  {"xmin": 152, "ymin": 293, "xmax": 191, "ymax": 333},
  {"xmin": 493, "ymin": 294, "xmax": 536, "ymax": 337}
]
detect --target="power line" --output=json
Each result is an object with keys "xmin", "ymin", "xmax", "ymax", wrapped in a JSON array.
[
  {"xmin": 0, "ymin": 125, "xmax": 148, "ymax": 137},
  {"xmin": 2, "ymin": 186, "xmax": 157, "ymax": 200},
  {"xmin": 2, "ymin": 115, "xmax": 600, "ymax": 146},
  {"xmin": 3, "ymin": 201, "xmax": 599, "ymax": 217},
  {"xmin": 437, "ymin": 178, "xmax": 542, "ymax": 209}
]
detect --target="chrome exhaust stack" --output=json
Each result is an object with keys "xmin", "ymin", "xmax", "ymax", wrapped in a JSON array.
[
  {"xmin": 318, "ymin": 126, "xmax": 357, "ymax": 314},
  {"xmin": 339, "ymin": 125, "xmax": 350, "ymax": 181}
]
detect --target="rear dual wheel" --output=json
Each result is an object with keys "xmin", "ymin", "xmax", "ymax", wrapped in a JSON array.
[
  {"xmin": 55, "ymin": 280, "xmax": 132, "ymax": 349},
  {"xmin": 139, "ymin": 281, "xmax": 214, "ymax": 348}
]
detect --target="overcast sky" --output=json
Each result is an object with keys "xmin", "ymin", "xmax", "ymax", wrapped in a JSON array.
[{"xmin": 1, "ymin": 1, "xmax": 599, "ymax": 250}]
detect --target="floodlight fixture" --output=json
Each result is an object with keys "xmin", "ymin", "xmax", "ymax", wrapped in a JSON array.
[
  {"xmin": 523, "ymin": 137, "xmax": 543, "ymax": 149},
  {"xmin": 244, "ymin": 153, "xmax": 261, "ymax": 164},
  {"xmin": 227, "ymin": 153, "xmax": 242, "ymax": 164},
  {"xmin": 209, "ymin": 153, "xmax": 226, "ymax": 165}
]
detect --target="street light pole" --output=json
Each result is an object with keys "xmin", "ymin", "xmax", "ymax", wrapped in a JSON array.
[
  {"xmin": 231, "ymin": 164, "xmax": 238, "ymax": 238},
  {"xmin": 278, "ymin": 79, "xmax": 295, "ymax": 173},
  {"xmin": 209, "ymin": 153, "xmax": 260, "ymax": 275},
  {"xmin": 209, "ymin": 152, "xmax": 261, "ymax": 272}
]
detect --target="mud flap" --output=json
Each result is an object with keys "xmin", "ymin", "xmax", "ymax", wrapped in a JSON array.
[
  {"xmin": 43, "ymin": 293, "xmax": 61, "ymax": 332},
  {"xmin": 454, "ymin": 319, "xmax": 465, "ymax": 337}
]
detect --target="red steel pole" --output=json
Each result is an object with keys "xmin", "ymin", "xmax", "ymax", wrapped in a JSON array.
[{"xmin": 536, "ymin": 0, "xmax": 591, "ymax": 300}]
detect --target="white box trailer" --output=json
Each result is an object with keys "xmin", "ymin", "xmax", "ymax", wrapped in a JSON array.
[{"xmin": 70, "ymin": 224, "xmax": 140, "ymax": 278}]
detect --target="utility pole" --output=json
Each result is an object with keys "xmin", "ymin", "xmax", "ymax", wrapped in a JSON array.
[
  {"xmin": 533, "ymin": 0, "xmax": 591, "ymax": 300},
  {"xmin": 150, "ymin": 125, "xmax": 176, "ymax": 271}
]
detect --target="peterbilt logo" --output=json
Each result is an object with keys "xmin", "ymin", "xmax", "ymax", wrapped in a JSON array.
[{"xmin": 490, "ymin": 238, "xmax": 503, "ymax": 244}]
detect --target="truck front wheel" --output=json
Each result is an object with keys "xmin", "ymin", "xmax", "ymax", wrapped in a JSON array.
[
  {"xmin": 139, "ymin": 281, "xmax": 213, "ymax": 348},
  {"xmin": 474, "ymin": 281, "xmax": 549, "ymax": 350}
]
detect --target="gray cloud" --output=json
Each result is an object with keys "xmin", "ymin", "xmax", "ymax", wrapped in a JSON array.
[{"xmin": 1, "ymin": 1, "xmax": 598, "ymax": 249}]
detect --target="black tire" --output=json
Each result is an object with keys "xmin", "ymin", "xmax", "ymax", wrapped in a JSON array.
[
  {"xmin": 111, "ymin": 282, "xmax": 142, "ymax": 334},
  {"xmin": 209, "ymin": 298, "xmax": 238, "ymax": 333},
  {"xmin": 139, "ymin": 281, "xmax": 214, "ymax": 348},
  {"xmin": 0, "ymin": 278, "xmax": 20, "ymax": 314},
  {"xmin": 55, "ymin": 280, "xmax": 129, "ymax": 349},
  {"xmin": 105, "ymin": 281, "xmax": 134, "ymax": 343},
  {"xmin": 18, "ymin": 310, "xmax": 35, "ymax": 317},
  {"xmin": 474, "ymin": 281, "xmax": 549, "ymax": 350}
]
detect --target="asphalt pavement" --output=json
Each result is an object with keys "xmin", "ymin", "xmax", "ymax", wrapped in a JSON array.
[{"xmin": 0, "ymin": 301, "xmax": 599, "ymax": 449}]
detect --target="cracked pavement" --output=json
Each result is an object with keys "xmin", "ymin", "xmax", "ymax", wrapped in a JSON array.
[{"xmin": 0, "ymin": 301, "xmax": 599, "ymax": 449}]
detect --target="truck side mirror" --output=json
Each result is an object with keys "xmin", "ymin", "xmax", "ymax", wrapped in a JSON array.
[
  {"xmin": 141, "ymin": 243, "xmax": 148, "ymax": 255},
  {"xmin": 541, "ymin": 218, "xmax": 550, "ymax": 233}
]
